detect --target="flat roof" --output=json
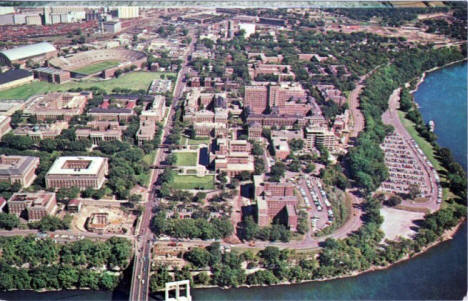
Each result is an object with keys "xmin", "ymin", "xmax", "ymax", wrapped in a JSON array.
[
  {"xmin": 0, "ymin": 69, "xmax": 32, "ymax": 85},
  {"xmin": 47, "ymin": 156, "xmax": 107, "ymax": 176},
  {"xmin": 1, "ymin": 42, "xmax": 56, "ymax": 62}
]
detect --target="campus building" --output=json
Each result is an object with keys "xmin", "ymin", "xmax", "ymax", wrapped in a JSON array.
[
  {"xmin": 45, "ymin": 156, "xmax": 108, "ymax": 190},
  {"xmin": 0, "ymin": 155, "xmax": 39, "ymax": 187},
  {"xmin": 7, "ymin": 191, "xmax": 57, "ymax": 221},
  {"xmin": 304, "ymin": 126, "xmax": 336, "ymax": 151},
  {"xmin": 244, "ymin": 83, "xmax": 308, "ymax": 115},
  {"xmin": 13, "ymin": 121, "xmax": 68, "ymax": 142},
  {"xmin": 87, "ymin": 107, "xmax": 134, "ymax": 122},
  {"xmin": 256, "ymin": 181, "xmax": 298, "ymax": 231},
  {"xmin": 24, "ymin": 92, "xmax": 90, "ymax": 121},
  {"xmin": 214, "ymin": 139, "xmax": 254, "ymax": 176},
  {"xmin": 75, "ymin": 120, "xmax": 123, "ymax": 144}
]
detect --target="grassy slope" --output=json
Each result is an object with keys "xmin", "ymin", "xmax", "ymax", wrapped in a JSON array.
[{"xmin": 0, "ymin": 72, "xmax": 176, "ymax": 100}]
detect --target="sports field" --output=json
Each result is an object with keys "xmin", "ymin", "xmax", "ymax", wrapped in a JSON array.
[
  {"xmin": 170, "ymin": 175, "xmax": 215, "ymax": 190},
  {"xmin": 0, "ymin": 72, "xmax": 176, "ymax": 100},
  {"xmin": 74, "ymin": 60, "xmax": 120, "ymax": 75},
  {"xmin": 174, "ymin": 152, "xmax": 198, "ymax": 166}
]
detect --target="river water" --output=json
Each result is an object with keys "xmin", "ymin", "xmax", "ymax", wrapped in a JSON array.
[{"xmin": 0, "ymin": 64, "xmax": 466, "ymax": 301}]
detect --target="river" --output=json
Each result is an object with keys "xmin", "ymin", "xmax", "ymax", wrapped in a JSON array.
[{"xmin": 0, "ymin": 65, "xmax": 466, "ymax": 301}]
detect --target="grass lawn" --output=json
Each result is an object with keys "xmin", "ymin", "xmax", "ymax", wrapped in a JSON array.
[
  {"xmin": 0, "ymin": 72, "xmax": 176, "ymax": 100},
  {"xmin": 182, "ymin": 136, "xmax": 211, "ymax": 145},
  {"xmin": 174, "ymin": 152, "xmax": 198, "ymax": 166},
  {"xmin": 170, "ymin": 175, "xmax": 215, "ymax": 190},
  {"xmin": 398, "ymin": 110, "xmax": 443, "ymax": 172},
  {"xmin": 142, "ymin": 150, "xmax": 157, "ymax": 166},
  {"xmin": 74, "ymin": 60, "xmax": 120, "ymax": 75}
]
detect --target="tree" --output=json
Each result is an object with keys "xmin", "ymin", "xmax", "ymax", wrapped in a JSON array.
[
  {"xmin": 270, "ymin": 162, "xmax": 286, "ymax": 182},
  {"xmin": 184, "ymin": 247, "xmax": 211, "ymax": 268},
  {"xmin": 56, "ymin": 187, "xmax": 80, "ymax": 204},
  {"xmin": 385, "ymin": 195, "xmax": 402, "ymax": 207},
  {"xmin": 408, "ymin": 183, "xmax": 420, "ymax": 199},
  {"xmin": 0, "ymin": 213, "xmax": 20, "ymax": 230},
  {"xmin": 129, "ymin": 194, "xmax": 142, "ymax": 203}
]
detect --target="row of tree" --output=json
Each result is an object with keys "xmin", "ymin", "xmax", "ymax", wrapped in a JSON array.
[{"xmin": 0, "ymin": 236, "xmax": 131, "ymax": 291}]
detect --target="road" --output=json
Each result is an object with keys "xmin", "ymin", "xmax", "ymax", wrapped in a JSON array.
[{"xmin": 129, "ymin": 35, "xmax": 195, "ymax": 301}]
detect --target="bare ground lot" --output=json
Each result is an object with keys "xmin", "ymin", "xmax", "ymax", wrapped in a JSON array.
[
  {"xmin": 380, "ymin": 207, "xmax": 425, "ymax": 241},
  {"xmin": 71, "ymin": 204, "xmax": 137, "ymax": 235}
]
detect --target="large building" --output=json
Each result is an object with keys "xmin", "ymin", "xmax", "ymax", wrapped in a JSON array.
[
  {"xmin": 244, "ymin": 84, "xmax": 308, "ymax": 115},
  {"xmin": 103, "ymin": 21, "xmax": 122, "ymax": 33},
  {"xmin": 305, "ymin": 126, "xmax": 336, "ymax": 151},
  {"xmin": 0, "ymin": 155, "xmax": 39, "ymax": 187},
  {"xmin": 256, "ymin": 181, "xmax": 298, "ymax": 231},
  {"xmin": 75, "ymin": 120, "xmax": 124, "ymax": 144},
  {"xmin": 13, "ymin": 121, "xmax": 68, "ymax": 142},
  {"xmin": 46, "ymin": 156, "xmax": 108, "ymax": 190},
  {"xmin": 0, "ymin": 42, "xmax": 57, "ymax": 66},
  {"xmin": 0, "ymin": 69, "xmax": 33, "ymax": 91},
  {"xmin": 87, "ymin": 107, "xmax": 134, "ymax": 122},
  {"xmin": 33, "ymin": 67, "xmax": 71, "ymax": 84},
  {"xmin": 214, "ymin": 139, "xmax": 254, "ymax": 176},
  {"xmin": 7, "ymin": 191, "xmax": 57, "ymax": 221},
  {"xmin": 24, "ymin": 92, "xmax": 90, "ymax": 121}
]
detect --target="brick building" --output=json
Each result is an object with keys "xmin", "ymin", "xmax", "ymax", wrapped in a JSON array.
[
  {"xmin": 214, "ymin": 139, "xmax": 254, "ymax": 176},
  {"xmin": 33, "ymin": 67, "xmax": 71, "ymax": 84},
  {"xmin": 244, "ymin": 84, "xmax": 308, "ymax": 115},
  {"xmin": 7, "ymin": 191, "xmax": 57, "ymax": 221},
  {"xmin": 87, "ymin": 107, "xmax": 134, "ymax": 122},
  {"xmin": 248, "ymin": 121, "xmax": 262, "ymax": 139},
  {"xmin": 45, "ymin": 156, "xmax": 108, "ymax": 190},
  {"xmin": 256, "ymin": 182, "xmax": 298, "ymax": 231}
]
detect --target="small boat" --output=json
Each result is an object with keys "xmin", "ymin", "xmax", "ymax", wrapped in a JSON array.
[{"xmin": 428, "ymin": 120, "xmax": 435, "ymax": 132}]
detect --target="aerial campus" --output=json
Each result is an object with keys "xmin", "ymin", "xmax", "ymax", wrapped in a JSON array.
[{"xmin": 0, "ymin": 2, "xmax": 466, "ymax": 301}]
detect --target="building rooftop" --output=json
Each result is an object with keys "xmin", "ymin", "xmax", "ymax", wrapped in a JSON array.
[
  {"xmin": 88, "ymin": 107, "xmax": 133, "ymax": 114},
  {"xmin": 0, "ymin": 69, "xmax": 32, "ymax": 85},
  {"xmin": 47, "ymin": 156, "xmax": 107, "ymax": 176},
  {"xmin": 0, "ymin": 155, "xmax": 38, "ymax": 176},
  {"xmin": 34, "ymin": 67, "xmax": 67, "ymax": 75},
  {"xmin": 1, "ymin": 42, "xmax": 56, "ymax": 62}
]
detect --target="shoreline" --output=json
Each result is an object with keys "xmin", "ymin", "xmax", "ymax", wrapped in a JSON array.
[
  {"xmin": 188, "ymin": 218, "xmax": 466, "ymax": 292},
  {"xmin": 409, "ymin": 58, "xmax": 467, "ymax": 94}
]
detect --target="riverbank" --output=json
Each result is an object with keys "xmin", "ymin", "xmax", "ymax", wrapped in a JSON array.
[
  {"xmin": 187, "ymin": 219, "xmax": 466, "ymax": 292},
  {"xmin": 409, "ymin": 58, "xmax": 468, "ymax": 94}
]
